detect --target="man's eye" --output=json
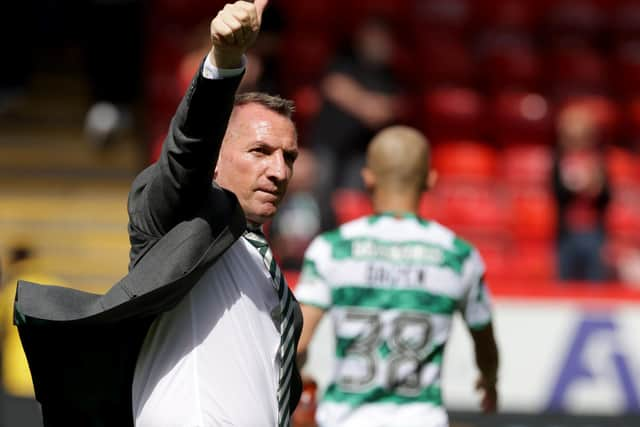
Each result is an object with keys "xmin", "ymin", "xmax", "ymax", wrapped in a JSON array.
[{"xmin": 285, "ymin": 154, "xmax": 297, "ymax": 165}]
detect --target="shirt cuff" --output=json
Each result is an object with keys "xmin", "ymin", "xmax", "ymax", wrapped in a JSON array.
[{"xmin": 202, "ymin": 53, "xmax": 247, "ymax": 80}]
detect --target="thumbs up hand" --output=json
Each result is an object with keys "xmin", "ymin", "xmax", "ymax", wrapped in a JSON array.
[{"xmin": 209, "ymin": 0, "xmax": 269, "ymax": 68}]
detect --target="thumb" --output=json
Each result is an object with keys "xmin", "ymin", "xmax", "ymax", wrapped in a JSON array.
[{"xmin": 252, "ymin": 0, "xmax": 269, "ymax": 20}]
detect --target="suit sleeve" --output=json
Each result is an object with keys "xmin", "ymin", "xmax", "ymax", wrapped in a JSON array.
[{"xmin": 126, "ymin": 60, "xmax": 243, "ymax": 266}]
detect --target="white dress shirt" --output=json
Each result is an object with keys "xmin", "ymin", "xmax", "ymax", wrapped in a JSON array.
[{"xmin": 132, "ymin": 238, "xmax": 281, "ymax": 426}]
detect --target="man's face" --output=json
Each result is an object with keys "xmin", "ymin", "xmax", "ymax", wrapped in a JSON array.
[{"xmin": 215, "ymin": 103, "xmax": 298, "ymax": 224}]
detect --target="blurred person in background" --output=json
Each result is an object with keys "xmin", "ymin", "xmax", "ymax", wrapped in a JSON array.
[
  {"xmin": 552, "ymin": 105, "xmax": 611, "ymax": 282},
  {"xmin": 269, "ymin": 147, "xmax": 336, "ymax": 271},
  {"xmin": 308, "ymin": 16, "xmax": 406, "ymax": 202},
  {"xmin": 14, "ymin": 1, "xmax": 304, "ymax": 425},
  {"xmin": 295, "ymin": 126, "xmax": 499, "ymax": 427}
]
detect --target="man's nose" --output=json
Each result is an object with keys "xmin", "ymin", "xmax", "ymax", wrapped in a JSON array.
[{"xmin": 267, "ymin": 152, "xmax": 288, "ymax": 182}]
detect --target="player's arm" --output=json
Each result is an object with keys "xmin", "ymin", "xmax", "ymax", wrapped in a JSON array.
[
  {"xmin": 458, "ymin": 245, "xmax": 500, "ymax": 413},
  {"xmin": 296, "ymin": 304, "xmax": 325, "ymax": 367},
  {"xmin": 470, "ymin": 322, "xmax": 499, "ymax": 413}
]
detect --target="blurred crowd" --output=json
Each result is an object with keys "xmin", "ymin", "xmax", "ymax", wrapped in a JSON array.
[
  {"xmin": 1, "ymin": 0, "xmax": 640, "ymax": 424},
  {"xmin": 139, "ymin": 0, "xmax": 640, "ymax": 287},
  {"xmin": 2, "ymin": 0, "xmax": 640, "ymax": 285}
]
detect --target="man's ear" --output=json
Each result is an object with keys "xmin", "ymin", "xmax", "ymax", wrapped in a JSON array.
[
  {"xmin": 426, "ymin": 169, "xmax": 438, "ymax": 191},
  {"xmin": 361, "ymin": 167, "xmax": 375, "ymax": 192}
]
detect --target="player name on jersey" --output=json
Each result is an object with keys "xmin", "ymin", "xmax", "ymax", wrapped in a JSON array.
[{"xmin": 350, "ymin": 239, "xmax": 444, "ymax": 264}]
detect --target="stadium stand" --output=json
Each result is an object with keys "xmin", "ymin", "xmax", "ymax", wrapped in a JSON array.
[
  {"xmin": 3, "ymin": 0, "xmax": 639, "ymax": 304},
  {"xmin": 422, "ymin": 87, "xmax": 487, "ymax": 141},
  {"xmin": 0, "ymin": 65, "xmax": 138, "ymax": 294},
  {"xmin": 478, "ymin": 37, "xmax": 544, "ymax": 93},
  {"xmin": 489, "ymin": 91, "xmax": 553, "ymax": 145},
  {"xmin": 2, "ymin": 1, "xmax": 640, "ymax": 425}
]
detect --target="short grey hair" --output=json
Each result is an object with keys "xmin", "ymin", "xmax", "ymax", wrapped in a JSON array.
[{"xmin": 234, "ymin": 92, "xmax": 296, "ymax": 119}]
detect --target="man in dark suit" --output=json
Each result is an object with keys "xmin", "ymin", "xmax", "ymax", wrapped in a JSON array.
[{"xmin": 13, "ymin": 1, "xmax": 303, "ymax": 425}]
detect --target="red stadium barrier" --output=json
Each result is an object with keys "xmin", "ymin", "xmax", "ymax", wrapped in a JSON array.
[{"xmin": 488, "ymin": 280, "xmax": 640, "ymax": 304}]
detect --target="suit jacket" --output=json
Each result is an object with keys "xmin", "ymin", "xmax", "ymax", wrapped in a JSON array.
[{"xmin": 14, "ymin": 67, "xmax": 303, "ymax": 426}]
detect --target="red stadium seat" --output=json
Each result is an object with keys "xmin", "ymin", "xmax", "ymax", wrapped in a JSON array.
[
  {"xmin": 421, "ymin": 190, "xmax": 510, "ymax": 275},
  {"xmin": 145, "ymin": 31, "xmax": 188, "ymax": 126},
  {"xmin": 626, "ymin": 97, "xmax": 640, "ymax": 147},
  {"xmin": 412, "ymin": 0, "xmax": 473, "ymax": 36},
  {"xmin": 431, "ymin": 180, "xmax": 507, "ymax": 235},
  {"xmin": 613, "ymin": 41, "xmax": 640, "ymax": 97},
  {"xmin": 277, "ymin": 0, "xmax": 341, "ymax": 33},
  {"xmin": 151, "ymin": 0, "xmax": 224, "ymax": 26},
  {"xmin": 146, "ymin": 29, "xmax": 188, "ymax": 75},
  {"xmin": 332, "ymin": 189, "xmax": 374, "ymax": 225},
  {"xmin": 474, "ymin": 0, "xmax": 548, "ymax": 31},
  {"xmin": 418, "ymin": 192, "xmax": 447, "ymax": 224},
  {"xmin": 277, "ymin": 33, "xmax": 334, "ymax": 92},
  {"xmin": 507, "ymin": 242, "xmax": 556, "ymax": 281},
  {"xmin": 178, "ymin": 48, "xmax": 208, "ymax": 95},
  {"xmin": 545, "ymin": 0, "xmax": 607, "ymax": 43},
  {"xmin": 478, "ymin": 36, "xmax": 544, "ymax": 93},
  {"xmin": 423, "ymin": 87, "xmax": 486, "ymax": 140},
  {"xmin": 466, "ymin": 236, "xmax": 511, "ymax": 281},
  {"xmin": 146, "ymin": 71, "xmax": 182, "ymax": 127},
  {"xmin": 432, "ymin": 141, "xmax": 498, "ymax": 181},
  {"xmin": 490, "ymin": 91, "xmax": 553, "ymax": 145},
  {"xmin": 416, "ymin": 34, "xmax": 474, "ymax": 88},
  {"xmin": 345, "ymin": 0, "xmax": 412, "ymax": 29},
  {"xmin": 606, "ymin": 147, "xmax": 640, "ymax": 188},
  {"xmin": 501, "ymin": 144, "xmax": 553, "ymax": 187},
  {"xmin": 606, "ymin": 190, "xmax": 640, "ymax": 239},
  {"xmin": 549, "ymin": 47, "xmax": 610, "ymax": 99},
  {"xmin": 612, "ymin": 0, "xmax": 640, "ymax": 42},
  {"xmin": 289, "ymin": 85, "xmax": 322, "ymax": 139},
  {"xmin": 507, "ymin": 186, "xmax": 557, "ymax": 242}
]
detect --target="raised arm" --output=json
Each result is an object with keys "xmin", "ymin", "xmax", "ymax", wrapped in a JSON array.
[
  {"xmin": 209, "ymin": 0, "xmax": 267, "ymax": 69},
  {"xmin": 128, "ymin": 1, "xmax": 268, "ymax": 251}
]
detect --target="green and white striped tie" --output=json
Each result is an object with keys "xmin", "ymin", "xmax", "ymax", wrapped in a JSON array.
[{"xmin": 244, "ymin": 228, "xmax": 295, "ymax": 427}]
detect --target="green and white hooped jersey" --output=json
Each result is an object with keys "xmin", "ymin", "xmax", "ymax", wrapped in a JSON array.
[{"xmin": 295, "ymin": 213, "xmax": 493, "ymax": 427}]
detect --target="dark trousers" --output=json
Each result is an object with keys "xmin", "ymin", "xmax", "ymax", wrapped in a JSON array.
[{"xmin": 557, "ymin": 229, "xmax": 607, "ymax": 282}]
